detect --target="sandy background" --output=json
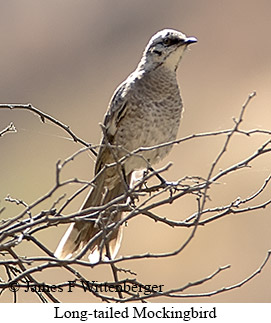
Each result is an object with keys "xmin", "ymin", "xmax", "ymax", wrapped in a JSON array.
[{"xmin": 0, "ymin": 0, "xmax": 271, "ymax": 302}]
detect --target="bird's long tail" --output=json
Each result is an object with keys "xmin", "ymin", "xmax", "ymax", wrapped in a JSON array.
[{"xmin": 54, "ymin": 172, "xmax": 131, "ymax": 263}]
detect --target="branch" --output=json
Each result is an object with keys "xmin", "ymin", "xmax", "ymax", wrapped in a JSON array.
[
  {"xmin": 1, "ymin": 92, "xmax": 271, "ymax": 303},
  {"xmin": 0, "ymin": 103, "xmax": 97, "ymax": 155}
]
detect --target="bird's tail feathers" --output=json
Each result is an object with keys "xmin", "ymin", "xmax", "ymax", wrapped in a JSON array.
[{"xmin": 54, "ymin": 172, "xmax": 130, "ymax": 263}]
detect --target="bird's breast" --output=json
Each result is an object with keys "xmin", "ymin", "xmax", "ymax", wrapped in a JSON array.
[{"xmin": 114, "ymin": 92, "xmax": 182, "ymax": 172}]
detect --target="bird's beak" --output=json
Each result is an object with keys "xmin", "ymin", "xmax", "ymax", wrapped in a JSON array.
[{"xmin": 184, "ymin": 36, "xmax": 197, "ymax": 45}]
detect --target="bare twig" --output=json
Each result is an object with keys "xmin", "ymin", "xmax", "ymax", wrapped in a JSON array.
[
  {"xmin": 0, "ymin": 103, "xmax": 97, "ymax": 155},
  {"xmin": 0, "ymin": 122, "xmax": 17, "ymax": 137}
]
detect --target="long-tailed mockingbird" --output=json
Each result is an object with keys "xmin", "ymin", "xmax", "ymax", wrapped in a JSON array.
[{"xmin": 55, "ymin": 29, "xmax": 197, "ymax": 262}]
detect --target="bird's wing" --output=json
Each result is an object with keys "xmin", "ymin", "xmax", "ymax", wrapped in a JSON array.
[{"xmin": 94, "ymin": 79, "xmax": 133, "ymax": 174}]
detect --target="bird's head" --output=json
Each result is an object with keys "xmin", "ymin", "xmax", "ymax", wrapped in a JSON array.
[{"xmin": 139, "ymin": 29, "xmax": 197, "ymax": 72}]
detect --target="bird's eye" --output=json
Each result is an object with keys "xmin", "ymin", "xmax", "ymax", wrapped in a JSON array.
[
  {"xmin": 163, "ymin": 37, "xmax": 181, "ymax": 47},
  {"xmin": 163, "ymin": 38, "xmax": 172, "ymax": 46}
]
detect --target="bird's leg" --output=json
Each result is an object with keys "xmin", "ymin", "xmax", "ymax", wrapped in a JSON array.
[
  {"xmin": 148, "ymin": 166, "xmax": 167, "ymax": 185},
  {"xmin": 121, "ymin": 166, "xmax": 130, "ymax": 191},
  {"xmin": 148, "ymin": 166, "xmax": 179, "ymax": 188}
]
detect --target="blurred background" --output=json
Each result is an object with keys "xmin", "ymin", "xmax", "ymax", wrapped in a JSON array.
[{"xmin": 0, "ymin": 0, "xmax": 271, "ymax": 302}]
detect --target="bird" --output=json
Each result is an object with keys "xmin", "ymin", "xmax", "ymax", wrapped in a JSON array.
[{"xmin": 54, "ymin": 28, "xmax": 197, "ymax": 263}]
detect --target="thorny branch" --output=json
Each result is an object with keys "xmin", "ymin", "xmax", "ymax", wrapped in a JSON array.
[{"xmin": 0, "ymin": 92, "xmax": 271, "ymax": 302}]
